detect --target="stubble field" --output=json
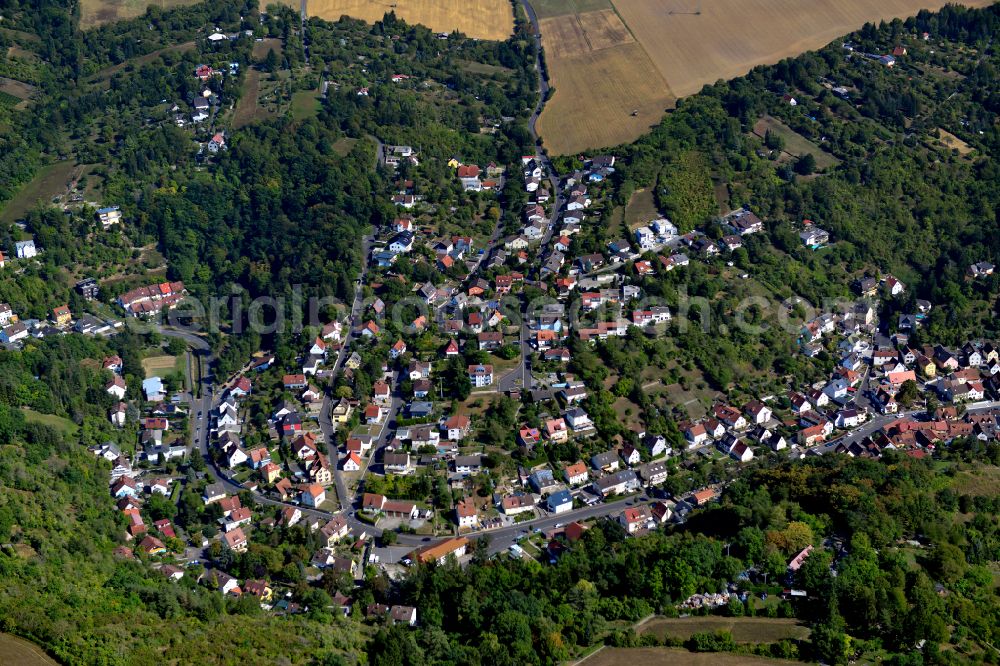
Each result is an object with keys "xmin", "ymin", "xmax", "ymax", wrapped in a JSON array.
[
  {"xmin": 613, "ymin": 0, "xmax": 997, "ymax": 97},
  {"xmin": 536, "ymin": 9, "xmax": 675, "ymax": 156},
  {"xmin": 535, "ymin": 0, "xmax": 997, "ymax": 155},
  {"xmin": 300, "ymin": 0, "xmax": 514, "ymax": 41}
]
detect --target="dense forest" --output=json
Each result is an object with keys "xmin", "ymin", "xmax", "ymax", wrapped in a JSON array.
[{"xmin": 369, "ymin": 449, "xmax": 1000, "ymax": 665}]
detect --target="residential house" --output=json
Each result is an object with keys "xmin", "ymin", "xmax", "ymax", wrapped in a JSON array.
[
  {"xmin": 413, "ymin": 537, "xmax": 468, "ymax": 567},
  {"xmin": 593, "ymin": 470, "xmax": 640, "ymax": 497},
  {"xmin": 361, "ymin": 493, "xmax": 419, "ymax": 519},
  {"xmin": 106, "ymin": 376, "xmax": 127, "ymax": 400},
  {"xmin": 468, "ymin": 364, "xmax": 494, "ymax": 387},
  {"xmin": 222, "ymin": 527, "xmax": 248, "ymax": 553},
  {"xmin": 564, "ymin": 461, "xmax": 589, "ymax": 486},
  {"xmin": 500, "ymin": 493, "xmax": 536, "ymax": 516},
  {"xmin": 644, "ymin": 434, "xmax": 670, "ymax": 458},
  {"xmin": 564, "ymin": 408, "xmax": 594, "ymax": 434},
  {"xmin": 743, "ymin": 400, "xmax": 771, "ymax": 425},
  {"xmin": 529, "ymin": 468, "xmax": 559, "ymax": 494},
  {"xmin": 455, "ymin": 497, "xmax": 479, "ymax": 528},
  {"xmin": 454, "ymin": 455, "xmax": 483, "ymax": 477},
  {"xmin": 544, "ymin": 418, "xmax": 569, "ymax": 443},
  {"xmin": 546, "ymin": 490, "xmax": 573, "ymax": 514},
  {"xmin": 383, "ymin": 452, "xmax": 413, "ymax": 475},
  {"xmin": 14, "ymin": 240, "xmax": 37, "ymax": 259},
  {"xmin": 444, "ymin": 414, "xmax": 471, "ymax": 441},
  {"xmin": 684, "ymin": 423, "xmax": 708, "ymax": 447},
  {"xmin": 283, "ymin": 374, "xmax": 308, "ymax": 390},
  {"xmin": 638, "ymin": 461, "xmax": 668, "ymax": 486},
  {"xmin": 619, "ymin": 506, "xmax": 653, "ymax": 533},
  {"xmin": 518, "ymin": 427, "xmax": 541, "ymax": 450},
  {"xmin": 342, "ymin": 452, "xmax": 363, "ymax": 472},
  {"xmin": 590, "ymin": 450, "xmax": 620, "ymax": 472}
]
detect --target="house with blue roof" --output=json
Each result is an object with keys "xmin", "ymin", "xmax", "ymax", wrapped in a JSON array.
[{"xmin": 546, "ymin": 489, "xmax": 573, "ymax": 514}]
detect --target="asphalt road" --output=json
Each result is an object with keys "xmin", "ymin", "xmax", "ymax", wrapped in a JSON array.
[
  {"xmin": 494, "ymin": 12, "xmax": 558, "ymax": 395},
  {"xmin": 319, "ymin": 234, "xmax": 373, "ymax": 511},
  {"xmin": 480, "ymin": 493, "xmax": 658, "ymax": 555},
  {"xmin": 815, "ymin": 399, "xmax": 1000, "ymax": 454}
]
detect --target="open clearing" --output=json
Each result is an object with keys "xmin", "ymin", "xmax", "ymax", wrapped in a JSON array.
[
  {"xmin": 291, "ymin": 90, "xmax": 322, "ymax": 121},
  {"xmin": 252, "ymin": 38, "xmax": 284, "ymax": 61},
  {"xmin": 332, "ymin": 137, "xmax": 359, "ymax": 156},
  {"xmin": 20, "ymin": 409, "xmax": 78, "ymax": 438},
  {"xmin": 298, "ymin": 0, "xmax": 514, "ymax": 41},
  {"xmin": 624, "ymin": 188, "xmax": 660, "ymax": 229},
  {"xmin": 142, "ymin": 354, "xmax": 182, "ymax": 378},
  {"xmin": 0, "ymin": 77, "xmax": 36, "ymax": 108},
  {"xmin": 636, "ymin": 616, "xmax": 810, "ymax": 644},
  {"xmin": 931, "ymin": 128, "xmax": 973, "ymax": 155},
  {"xmin": 576, "ymin": 646, "xmax": 799, "ymax": 666},
  {"xmin": 752, "ymin": 115, "xmax": 839, "ymax": 169},
  {"xmin": 88, "ymin": 41, "xmax": 196, "ymax": 83},
  {"xmin": 534, "ymin": 0, "xmax": 995, "ymax": 153},
  {"xmin": 234, "ymin": 69, "xmax": 269, "ymax": 129},
  {"xmin": 79, "ymin": 0, "xmax": 202, "ymax": 29},
  {"xmin": 0, "ymin": 634, "xmax": 57, "ymax": 666},
  {"xmin": 0, "ymin": 161, "xmax": 78, "ymax": 224},
  {"xmin": 532, "ymin": 0, "xmax": 612, "ymax": 19},
  {"xmin": 954, "ymin": 465, "xmax": 1000, "ymax": 497}
]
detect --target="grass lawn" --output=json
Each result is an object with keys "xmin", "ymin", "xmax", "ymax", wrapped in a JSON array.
[
  {"xmin": 612, "ymin": 396, "xmax": 645, "ymax": 433},
  {"xmin": 290, "ymin": 90, "xmax": 321, "ymax": 121},
  {"xmin": 0, "ymin": 76, "xmax": 36, "ymax": 111},
  {"xmin": 233, "ymin": 69, "xmax": 279, "ymax": 129},
  {"xmin": 487, "ymin": 352, "xmax": 520, "ymax": 377},
  {"xmin": 331, "ymin": 137, "xmax": 358, "ymax": 157},
  {"xmin": 142, "ymin": 354, "xmax": 183, "ymax": 379},
  {"xmin": 624, "ymin": 188, "xmax": 661, "ymax": 230},
  {"xmin": 635, "ymin": 616, "xmax": 809, "ymax": 644},
  {"xmin": 1, "ymin": 161, "xmax": 77, "ymax": 224},
  {"xmin": 252, "ymin": 38, "xmax": 284, "ymax": 60},
  {"xmin": 952, "ymin": 465, "xmax": 1000, "ymax": 497},
  {"xmin": 606, "ymin": 205, "xmax": 626, "ymax": 241},
  {"xmin": 20, "ymin": 408, "xmax": 78, "ymax": 438},
  {"xmin": 530, "ymin": 0, "xmax": 611, "ymax": 19},
  {"xmin": 458, "ymin": 60, "xmax": 513, "ymax": 75},
  {"xmin": 454, "ymin": 393, "xmax": 506, "ymax": 419}
]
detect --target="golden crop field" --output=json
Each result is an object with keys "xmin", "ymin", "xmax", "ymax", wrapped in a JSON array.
[
  {"xmin": 536, "ymin": 10, "xmax": 675, "ymax": 155},
  {"xmin": 613, "ymin": 0, "xmax": 997, "ymax": 97},
  {"xmin": 301, "ymin": 0, "xmax": 514, "ymax": 41},
  {"xmin": 534, "ymin": 0, "xmax": 996, "ymax": 154},
  {"xmin": 79, "ymin": 0, "xmax": 201, "ymax": 29}
]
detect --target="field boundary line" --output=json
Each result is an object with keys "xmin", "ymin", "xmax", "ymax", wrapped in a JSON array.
[
  {"xmin": 607, "ymin": 0, "xmax": 675, "ymax": 99},
  {"xmin": 606, "ymin": 0, "xmax": 639, "ymax": 43},
  {"xmin": 568, "ymin": 644, "xmax": 605, "ymax": 666}
]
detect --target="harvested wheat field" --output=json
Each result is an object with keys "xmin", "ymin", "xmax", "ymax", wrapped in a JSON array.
[
  {"xmin": 614, "ymin": 0, "xmax": 996, "ymax": 97},
  {"xmin": 302, "ymin": 0, "xmax": 514, "ymax": 40},
  {"xmin": 537, "ymin": 9, "xmax": 674, "ymax": 155}
]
